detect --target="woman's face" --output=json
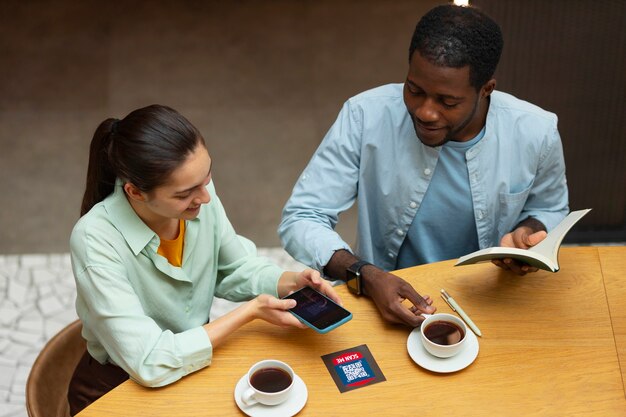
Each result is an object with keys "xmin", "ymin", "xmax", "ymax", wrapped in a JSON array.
[{"xmin": 141, "ymin": 143, "xmax": 213, "ymax": 221}]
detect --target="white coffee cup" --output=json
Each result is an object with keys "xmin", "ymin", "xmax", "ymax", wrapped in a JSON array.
[
  {"xmin": 241, "ymin": 359, "xmax": 295, "ymax": 406},
  {"xmin": 420, "ymin": 313, "xmax": 468, "ymax": 358}
]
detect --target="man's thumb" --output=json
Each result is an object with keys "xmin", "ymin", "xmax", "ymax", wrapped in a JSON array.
[{"xmin": 527, "ymin": 230, "xmax": 547, "ymax": 247}]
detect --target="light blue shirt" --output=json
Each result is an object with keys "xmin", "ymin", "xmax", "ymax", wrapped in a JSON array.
[
  {"xmin": 279, "ymin": 83, "xmax": 569, "ymax": 272},
  {"xmin": 70, "ymin": 180, "xmax": 283, "ymax": 387},
  {"xmin": 396, "ymin": 128, "xmax": 485, "ymax": 268}
]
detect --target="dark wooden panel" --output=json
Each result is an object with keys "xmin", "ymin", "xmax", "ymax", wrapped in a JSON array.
[{"xmin": 472, "ymin": 0, "xmax": 626, "ymax": 241}]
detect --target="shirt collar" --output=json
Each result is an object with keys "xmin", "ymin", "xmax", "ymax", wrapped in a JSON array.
[{"xmin": 104, "ymin": 179, "xmax": 158, "ymax": 256}]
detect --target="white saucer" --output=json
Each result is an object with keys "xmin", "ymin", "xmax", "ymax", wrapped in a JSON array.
[
  {"xmin": 234, "ymin": 373, "xmax": 308, "ymax": 417},
  {"xmin": 407, "ymin": 327, "xmax": 479, "ymax": 373}
]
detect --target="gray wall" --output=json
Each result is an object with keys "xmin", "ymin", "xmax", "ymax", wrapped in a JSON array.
[
  {"xmin": 0, "ymin": 0, "xmax": 440, "ymax": 254},
  {"xmin": 2, "ymin": 1, "xmax": 622, "ymax": 255},
  {"xmin": 474, "ymin": 0, "xmax": 626, "ymax": 242}
]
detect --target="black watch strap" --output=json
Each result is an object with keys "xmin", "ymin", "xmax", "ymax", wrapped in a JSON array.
[{"xmin": 346, "ymin": 260, "xmax": 372, "ymax": 295}]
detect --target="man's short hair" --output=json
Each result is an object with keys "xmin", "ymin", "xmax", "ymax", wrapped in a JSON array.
[{"xmin": 409, "ymin": 5, "xmax": 503, "ymax": 90}]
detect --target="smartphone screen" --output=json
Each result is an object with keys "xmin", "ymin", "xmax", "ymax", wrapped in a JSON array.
[{"xmin": 283, "ymin": 286, "xmax": 352, "ymax": 333}]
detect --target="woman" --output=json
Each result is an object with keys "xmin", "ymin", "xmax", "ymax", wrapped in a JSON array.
[{"xmin": 68, "ymin": 105, "xmax": 340, "ymax": 415}]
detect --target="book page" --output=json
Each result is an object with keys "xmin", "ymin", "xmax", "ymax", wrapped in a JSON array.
[
  {"xmin": 529, "ymin": 209, "xmax": 592, "ymax": 261},
  {"xmin": 455, "ymin": 209, "xmax": 591, "ymax": 272},
  {"xmin": 456, "ymin": 246, "xmax": 555, "ymax": 271}
]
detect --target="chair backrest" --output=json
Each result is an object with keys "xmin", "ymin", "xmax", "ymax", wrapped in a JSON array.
[{"xmin": 26, "ymin": 320, "xmax": 86, "ymax": 417}]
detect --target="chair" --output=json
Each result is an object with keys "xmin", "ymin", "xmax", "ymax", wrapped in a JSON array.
[{"xmin": 26, "ymin": 320, "xmax": 86, "ymax": 417}]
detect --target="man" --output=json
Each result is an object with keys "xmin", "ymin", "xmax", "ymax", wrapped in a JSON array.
[{"xmin": 279, "ymin": 5, "xmax": 568, "ymax": 327}]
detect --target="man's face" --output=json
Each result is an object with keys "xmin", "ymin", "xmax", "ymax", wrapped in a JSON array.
[{"xmin": 403, "ymin": 52, "xmax": 493, "ymax": 147}]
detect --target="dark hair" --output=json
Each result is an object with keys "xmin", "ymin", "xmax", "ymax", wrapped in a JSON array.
[
  {"xmin": 409, "ymin": 5, "xmax": 503, "ymax": 90},
  {"xmin": 80, "ymin": 105, "xmax": 204, "ymax": 216}
]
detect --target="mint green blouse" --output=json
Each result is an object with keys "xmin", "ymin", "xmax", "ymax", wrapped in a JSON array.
[{"xmin": 70, "ymin": 180, "xmax": 283, "ymax": 387}]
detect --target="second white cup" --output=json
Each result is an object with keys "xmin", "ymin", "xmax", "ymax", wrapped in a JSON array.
[{"xmin": 420, "ymin": 313, "xmax": 468, "ymax": 358}]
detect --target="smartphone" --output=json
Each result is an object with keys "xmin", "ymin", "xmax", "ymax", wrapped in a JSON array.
[{"xmin": 282, "ymin": 286, "xmax": 352, "ymax": 334}]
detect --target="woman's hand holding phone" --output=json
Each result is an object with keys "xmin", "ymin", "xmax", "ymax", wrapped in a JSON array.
[
  {"xmin": 205, "ymin": 270, "xmax": 350, "ymax": 349},
  {"xmin": 281, "ymin": 286, "xmax": 352, "ymax": 333},
  {"xmin": 278, "ymin": 269, "xmax": 343, "ymax": 306}
]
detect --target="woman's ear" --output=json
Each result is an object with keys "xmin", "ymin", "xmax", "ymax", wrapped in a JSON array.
[{"xmin": 123, "ymin": 183, "xmax": 146, "ymax": 202}]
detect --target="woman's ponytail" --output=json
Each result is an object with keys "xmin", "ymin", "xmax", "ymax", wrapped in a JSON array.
[{"xmin": 80, "ymin": 118, "xmax": 118, "ymax": 216}]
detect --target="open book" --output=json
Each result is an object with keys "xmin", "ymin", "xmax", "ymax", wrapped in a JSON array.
[{"xmin": 455, "ymin": 209, "xmax": 592, "ymax": 272}]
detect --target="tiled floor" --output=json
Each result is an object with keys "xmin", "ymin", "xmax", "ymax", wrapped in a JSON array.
[{"xmin": 0, "ymin": 249, "xmax": 304, "ymax": 417}]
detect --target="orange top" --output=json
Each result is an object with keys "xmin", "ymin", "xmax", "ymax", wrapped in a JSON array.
[{"xmin": 157, "ymin": 220, "xmax": 185, "ymax": 267}]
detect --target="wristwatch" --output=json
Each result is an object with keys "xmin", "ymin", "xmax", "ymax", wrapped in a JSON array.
[{"xmin": 346, "ymin": 260, "xmax": 372, "ymax": 295}]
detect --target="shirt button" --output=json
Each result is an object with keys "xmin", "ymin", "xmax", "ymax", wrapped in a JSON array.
[
  {"xmin": 409, "ymin": 201, "xmax": 417, "ymax": 209},
  {"xmin": 424, "ymin": 168, "xmax": 432, "ymax": 176},
  {"xmin": 388, "ymin": 252, "xmax": 394, "ymax": 258},
  {"xmin": 477, "ymin": 211, "xmax": 484, "ymax": 220},
  {"xmin": 185, "ymin": 306, "xmax": 190, "ymax": 313},
  {"xmin": 396, "ymin": 229, "xmax": 404, "ymax": 236}
]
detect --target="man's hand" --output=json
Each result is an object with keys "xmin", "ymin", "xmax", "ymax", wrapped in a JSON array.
[
  {"xmin": 324, "ymin": 249, "xmax": 435, "ymax": 327},
  {"xmin": 493, "ymin": 219, "xmax": 547, "ymax": 275},
  {"xmin": 361, "ymin": 266, "xmax": 435, "ymax": 327}
]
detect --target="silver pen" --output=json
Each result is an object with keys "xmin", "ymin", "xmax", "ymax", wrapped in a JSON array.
[{"xmin": 440, "ymin": 289, "xmax": 482, "ymax": 337}]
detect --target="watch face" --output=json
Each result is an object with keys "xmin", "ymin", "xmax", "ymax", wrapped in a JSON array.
[{"xmin": 347, "ymin": 275, "xmax": 360, "ymax": 294}]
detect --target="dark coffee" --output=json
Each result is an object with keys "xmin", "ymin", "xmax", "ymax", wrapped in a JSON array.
[
  {"xmin": 250, "ymin": 367, "xmax": 292, "ymax": 393},
  {"xmin": 424, "ymin": 320, "xmax": 465, "ymax": 345}
]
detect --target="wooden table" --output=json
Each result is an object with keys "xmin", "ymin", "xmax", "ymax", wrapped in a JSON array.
[{"xmin": 77, "ymin": 247, "xmax": 626, "ymax": 416}]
